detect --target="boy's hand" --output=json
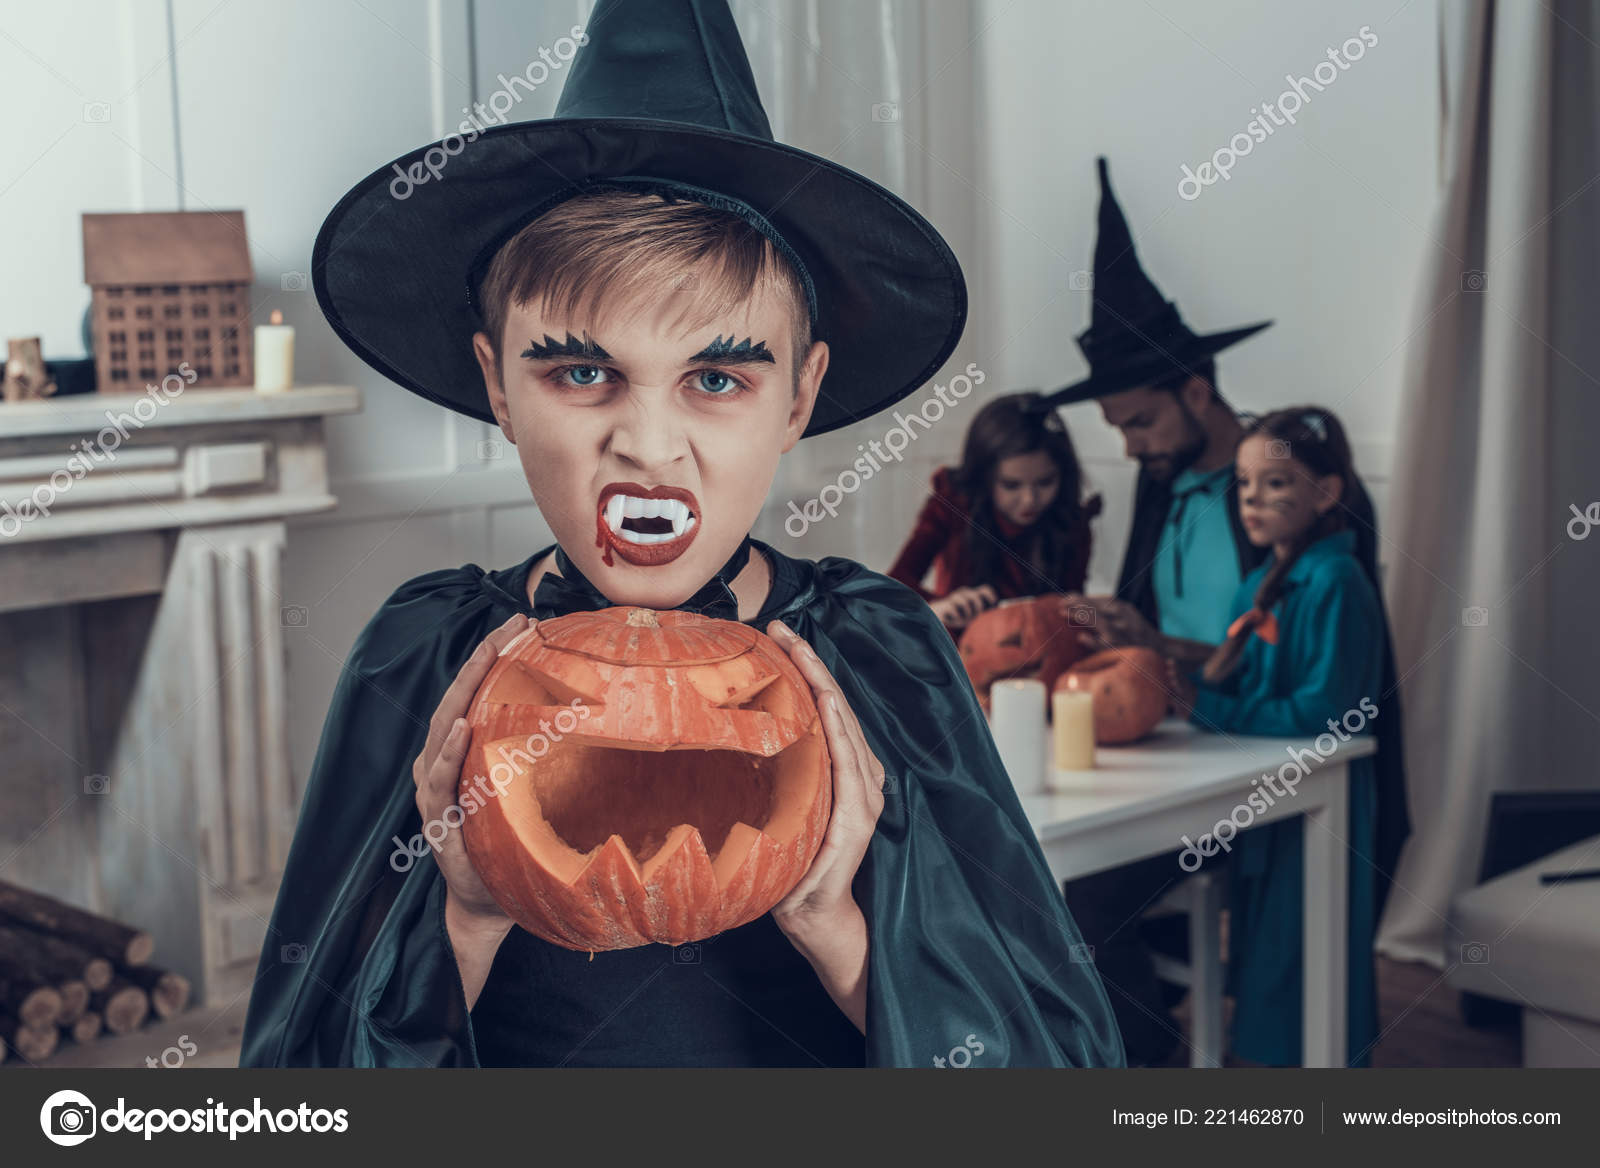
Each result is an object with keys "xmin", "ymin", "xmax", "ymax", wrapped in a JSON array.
[
  {"xmin": 413, "ymin": 612, "xmax": 530, "ymax": 926},
  {"xmin": 765, "ymin": 619, "xmax": 886, "ymax": 923},
  {"xmin": 764, "ymin": 619, "xmax": 882, "ymax": 1032}
]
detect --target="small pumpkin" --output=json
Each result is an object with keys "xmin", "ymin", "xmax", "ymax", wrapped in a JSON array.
[
  {"xmin": 459, "ymin": 606, "xmax": 830, "ymax": 951},
  {"xmin": 1055, "ymin": 647, "xmax": 1169, "ymax": 744},
  {"xmin": 958, "ymin": 595, "xmax": 1086, "ymax": 710}
]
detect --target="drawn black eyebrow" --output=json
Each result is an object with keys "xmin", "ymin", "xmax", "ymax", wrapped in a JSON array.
[
  {"xmin": 521, "ymin": 333, "xmax": 612, "ymax": 360},
  {"xmin": 688, "ymin": 335, "xmax": 776, "ymax": 365}
]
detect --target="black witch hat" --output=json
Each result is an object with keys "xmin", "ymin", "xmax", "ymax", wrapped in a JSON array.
[
  {"xmin": 1035, "ymin": 158, "xmax": 1269, "ymax": 410},
  {"xmin": 312, "ymin": 0, "xmax": 966, "ymax": 439}
]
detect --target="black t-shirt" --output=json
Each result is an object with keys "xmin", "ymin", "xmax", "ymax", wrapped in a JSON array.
[{"xmin": 470, "ymin": 915, "xmax": 866, "ymax": 1067}]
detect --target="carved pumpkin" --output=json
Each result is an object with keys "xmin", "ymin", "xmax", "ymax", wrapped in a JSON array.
[
  {"xmin": 1054, "ymin": 647, "xmax": 1170, "ymax": 744},
  {"xmin": 958, "ymin": 596, "xmax": 1086, "ymax": 710},
  {"xmin": 459, "ymin": 606, "xmax": 830, "ymax": 951}
]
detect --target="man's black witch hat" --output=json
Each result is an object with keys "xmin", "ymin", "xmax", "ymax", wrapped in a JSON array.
[
  {"xmin": 311, "ymin": 0, "xmax": 966, "ymax": 439},
  {"xmin": 1035, "ymin": 158, "xmax": 1269, "ymax": 410}
]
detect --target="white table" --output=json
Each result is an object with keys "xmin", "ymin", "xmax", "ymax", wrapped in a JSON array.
[{"xmin": 1013, "ymin": 718, "xmax": 1373, "ymax": 1068}]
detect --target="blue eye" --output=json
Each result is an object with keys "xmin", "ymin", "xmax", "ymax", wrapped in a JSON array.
[
  {"xmin": 564, "ymin": 365, "xmax": 606, "ymax": 386},
  {"xmin": 695, "ymin": 370, "xmax": 738, "ymax": 395}
]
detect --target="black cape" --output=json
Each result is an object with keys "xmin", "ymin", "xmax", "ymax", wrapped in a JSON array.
[
  {"xmin": 240, "ymin": 538, "xmax": 1124, "ymax": 1067},
  {"xmin": 1115, "ymin": 464, "xmax": 1412, "ymax": 912}
]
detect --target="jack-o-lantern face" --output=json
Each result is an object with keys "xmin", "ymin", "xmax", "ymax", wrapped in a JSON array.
[
  {"xmin": 958, "ymin": 596, "xmax": 1085, "ymax": 709},
  {"xmin": 459, "ymin": 607, "xmax": 830, "ymax": 951}
]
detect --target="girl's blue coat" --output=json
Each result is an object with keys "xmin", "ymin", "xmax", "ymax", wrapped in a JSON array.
[{"xmin": 1190, "ymin": 528, "xmax": 1382, "ymax": 1066}]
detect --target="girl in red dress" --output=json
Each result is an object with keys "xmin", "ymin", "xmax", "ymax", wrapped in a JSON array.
[{"xmin": 888, "ymin": 392, "xmax": 1101, "ymax": 633}]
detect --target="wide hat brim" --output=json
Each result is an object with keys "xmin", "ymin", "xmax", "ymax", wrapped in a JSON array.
[
  {"xmin": 312, "ymin": 117, "xmax": 967, "ymax": 439},
  {"xmin": 1038, "ymin": 320, "xmax": 1271, "ymax": 409}
]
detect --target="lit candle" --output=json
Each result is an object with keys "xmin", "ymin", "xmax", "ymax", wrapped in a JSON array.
[
  {"xmin": 1052, "ymin": 689, "xmax": 1096, "ymax": 771},
  {"xmin": 254, "ymin": 309, "xmax": 295, "ymax": 393},
  {"xmin": 988, "ymin": 678, "xmax": 1047, "ymax": 794}
]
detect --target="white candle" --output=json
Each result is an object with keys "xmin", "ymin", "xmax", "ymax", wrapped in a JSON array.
[
  {"xmin": 1052, "ymin": 689, "xmax": 1096, "ymax": 770},
  {"xmin": 989, "ymin": 678, "xmax": 1047, "ymax": 794},
  {"xmin": 254, "ymin": 309, "xmax": 295, "ymax": 393}
]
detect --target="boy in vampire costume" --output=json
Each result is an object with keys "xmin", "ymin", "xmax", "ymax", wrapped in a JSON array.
[
  {"xmin": 1033, "ymin": 159, "xmax": 1410, "ymax": 1065},
  {"xmin": 240, "ymin": 0, "xmax": 1123, "ymax": 1068}
]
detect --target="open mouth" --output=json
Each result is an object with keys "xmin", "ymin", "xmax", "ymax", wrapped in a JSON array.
[
  {"xmin": 595, "ymin": 482, "xmax": 701, "ymax": 567},
  {"xmin": 518, "ymin": 740, "xmax": 792, "ymax": 869}
]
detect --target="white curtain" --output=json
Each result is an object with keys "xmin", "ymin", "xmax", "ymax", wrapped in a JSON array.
[
  {"xmin": 1378, "ymin": 0, "xmax": 1600, "ymax": 964},
  {"xmin": 732, "ymin": 0, "xmax": 983, "ymax": 567}
]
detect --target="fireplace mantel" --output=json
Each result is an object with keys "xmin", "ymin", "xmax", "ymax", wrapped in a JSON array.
[
  {"xmin": 0, "ymin": 384, "xmax": 360, "ymax": 1024},
  {"xmin": 0, "ymin": 385, "xmax": 358, "ymax": 551}
]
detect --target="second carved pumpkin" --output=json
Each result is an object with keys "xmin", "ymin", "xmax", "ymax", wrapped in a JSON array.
[{"xmin": 1054, "ymin": 647, "xmax": 1170, "ymax": 744}]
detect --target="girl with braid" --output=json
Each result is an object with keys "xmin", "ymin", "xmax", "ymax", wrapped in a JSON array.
[{"xmin": 1168, "ymin": 406, "xmax": 1383, "ymax": 1067}]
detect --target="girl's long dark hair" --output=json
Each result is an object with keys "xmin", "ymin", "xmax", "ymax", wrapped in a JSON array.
[
  {"xmin": 1202, "ymin": 406, "xmax": 1355, "ymax": 684},
  {"xmin": 950, "ymin": 391, "xmax": 1093, "ymax": 594}
]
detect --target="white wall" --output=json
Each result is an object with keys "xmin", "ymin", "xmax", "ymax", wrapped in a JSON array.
[
  {"xmin": 966, "ymin": 0, "xmax": 1440, "ymax": 590},
  {"xmin": 2, "ymin": 0, "xmax": 1440, "ymax": 799}
]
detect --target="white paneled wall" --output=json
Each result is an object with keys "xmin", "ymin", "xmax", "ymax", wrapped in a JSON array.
[{"xmin": 3, "ymin": 0, "xmax": 1435, "ymax": 804}]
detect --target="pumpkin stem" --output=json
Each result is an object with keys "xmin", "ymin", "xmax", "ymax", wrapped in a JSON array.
[{"xmin": 625, "ymin": 608, "xmax": 660, "ymax": 628}]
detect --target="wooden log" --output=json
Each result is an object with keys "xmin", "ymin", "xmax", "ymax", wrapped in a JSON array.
[
  {"xmin": 55, "ymin": 979, "xmax": 88, "ymax": 1025},
  {"xmin": 123, "ymin": 965, "xmax": 190, "ymax": 1019},
  {"xmin": 89, "ymin": 979, "xmax": 148, "ymax": 1035},
  {"xmin": 0, "ymin": 881, "xmax": 153, "ymax": 966},
  {"xmin": 0, "ymin": 925, "xmax": 115, "ymax": 990},
  {"xmin": 66, "ymin": 1010, "xmax": 102, "ymax": 1044},
  {"xmin": 77, "ymin": 953, "xmax": 114, "ymax": 993},
  {"xmin": 0, "ymin": 1011, "xmax": 58, "ymax": 1061},
  {"xmin": 0, "ymin": 925, "xmax": 105, "ymax": 1023},
  {"xmin": 0, "ymin": 977, "xmax": 61, "ymax": 1030}
]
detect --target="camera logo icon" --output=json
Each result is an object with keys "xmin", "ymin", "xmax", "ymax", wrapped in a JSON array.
[
  {"xmin": 281, "ymin": 271, "xmax": 308, "ymax": 291},
  {"xmin": 40, "ymin": 1089, "xmax": 97, "ymax": 1146},
  {"xmin": 280, "ymin": 605, "xmax": 308, "ymax": 628},
  {"xmin": 281, "ymin": 942, "xmax": 308, "ymax": 964},
  {"xmin": 1266, "ymin": 439, "xmax": 1292, "ymax": 460},
  {"xmin": 1461, "ymin": 270, "xmax": 1487, "ymax": 292},
  {"xmin": 870, "ymin": 102, "xmax": 898, "ymax": 122},
  {"xmin": 1460, "ymin": 942, "xmax": 1491, "ymax": 965},
  {"xmin": 84, "ymin": 773, "xmax": 111, "ymax": 796},
  {"xmin": 82, "ymin": 101, "xmax": 110, "ymax": 123},
  {"xmin": 672, "ymin": 943, "xmax": 702, "ymax": 964},
  {"xmin": 1067, "ymin": 605, "xmax": 1096, "ymax": 628},
  {"xmin": 1069, "ymin": 270, "xmax": 1093, "ymax": 291},
  {"xmin": 1461, "ymin": 606, "xmax": 1489, "ymax": 628}
]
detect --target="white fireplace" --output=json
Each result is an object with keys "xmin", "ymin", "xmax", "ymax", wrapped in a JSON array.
[{"xmin": 0, "ymin": 384, "xmax": 359, "ymax": 1010}]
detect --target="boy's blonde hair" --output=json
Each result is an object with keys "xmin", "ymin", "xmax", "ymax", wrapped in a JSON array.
[{"xmin": 478, "ymin": 189, "xmax": 812, "ymax": 381}]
